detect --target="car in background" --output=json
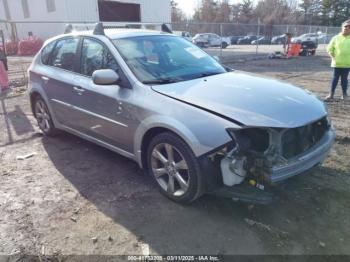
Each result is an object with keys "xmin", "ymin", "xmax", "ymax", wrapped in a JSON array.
[
  {"xmin": 230, "ymin": 35, "xmax": 244, "ymax": 45},
  {"xmin": 299, "ymin": 41, "xmax": 318, "ymax": 56},
  {"xmin": 292, "ymin": 33, "xmax": 323, "ymax": 44},
  {"xmin": 271, "ymin": 34, "xmax": 287, "ymax": 44},
  {"xmin": 237, "ymin": 35, "xmax": 258, "ymax": 45},
  {"xmin": 251, "ymin": 36, "xmax": 271, "ymax": 45},
  {"xmin": 317, "ymin": 33, "xmax": 336, "ymax": 44},
  {"xmin": 173, "ymin": 31, "xmax": 192, "ymax": 42},
  {"xmin": 192, "ymin": 33, "xmax": 230, "ymax": 49}
]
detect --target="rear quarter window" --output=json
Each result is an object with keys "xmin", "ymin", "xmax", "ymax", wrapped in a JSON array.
[
  {"xmin": 49, "ymin": 38, "xmax": 80, "ymax": 72},
  {"xmin": 41, "ymin": 40, "xmax": 56, "ymax": 65}
]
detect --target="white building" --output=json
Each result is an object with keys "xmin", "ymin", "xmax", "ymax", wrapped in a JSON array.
[{"xmin": 0, "ymin": 0, "xmax": 171, "ymax": 40}]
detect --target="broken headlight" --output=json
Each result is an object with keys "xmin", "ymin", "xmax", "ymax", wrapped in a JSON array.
[{"xmin": 226, "ymin": 128, "xmax": 270, "ymax": 153}]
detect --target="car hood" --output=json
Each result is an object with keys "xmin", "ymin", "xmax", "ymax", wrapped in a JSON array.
[{"xmin": 151, "ymin": 72, "xmax": 327, "ymax": 128}]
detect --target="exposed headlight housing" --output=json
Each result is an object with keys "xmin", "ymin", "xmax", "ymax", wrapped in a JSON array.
[{"xmin": 226, "ymin": 128, "xmax": 270, "ymax": 153}]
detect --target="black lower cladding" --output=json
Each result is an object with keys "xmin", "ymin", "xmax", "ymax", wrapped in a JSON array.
[
  {"xmin": 282, "ymin": 116, "xmax": 329, "ymax": 159},
  {"xmin": 211, "ymin": 184, "xmax": 276, "ymax": 204}
]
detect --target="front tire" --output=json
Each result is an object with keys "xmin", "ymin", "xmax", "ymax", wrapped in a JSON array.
[
  {"xmin": 221, "ymin": 42, "xmax": 228, "ymax": 49},
  {"xmin": 34, "ymin": 96, "xmax": 58, "ymax": 136},
  {"xmin": 147, "ymin": 132, "xmax": 204, "ymax": 204}
]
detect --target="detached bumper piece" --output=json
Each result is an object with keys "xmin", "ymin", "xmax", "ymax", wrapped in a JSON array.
[{"xmin": 211, "ymin": 184, "xmax": 276, "ymax": 205}]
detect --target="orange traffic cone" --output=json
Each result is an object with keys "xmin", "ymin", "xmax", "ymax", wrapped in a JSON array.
[{"xmin": 287, "ymin": 43, "xmax": 301, "ymax": 58}]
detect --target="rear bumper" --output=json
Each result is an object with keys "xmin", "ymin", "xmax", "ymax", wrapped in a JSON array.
[{"xmin": 270, "ymin": 128, "xmax": 335, "ymax": 183}]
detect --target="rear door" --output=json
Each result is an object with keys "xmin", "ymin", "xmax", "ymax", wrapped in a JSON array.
[
  {"xmin": 72, "ymin": 37, "xmax": 133, "ymax": 152},
  {"xmin": 43, "ymin": 37, "xmax": 85, "ymax": 130},
  {"xmin": 30, "ymin": 39, "xmax": 56, "ymax": 104}
]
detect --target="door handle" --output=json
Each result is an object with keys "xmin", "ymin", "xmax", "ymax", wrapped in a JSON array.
[
  {"xmin": 73, "ymin": 86, "xmax": 85, "ymax": 94},
  {"xmin": 41, "ymin": 76, "xmax": 49, "ymax": 82}
]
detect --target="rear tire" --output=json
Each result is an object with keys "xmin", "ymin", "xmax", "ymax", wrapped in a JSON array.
[
  {"xmin": 197, "ymin": 42, "xmax": 206, "ymax": 48},
  {"xmin": 34, "ymin": 96, "xmax": 58, "ymax": 136},
  {"xmin": 221, "ymin": 42, "xmax": 228, "ymax": 49},
  {"xmin": 147, "ymin": 132, "xmax": 204, "ymax": 204}
]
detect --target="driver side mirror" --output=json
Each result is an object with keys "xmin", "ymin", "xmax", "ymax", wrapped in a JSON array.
[{"xmin": 92, "ymin": 69, "xmax": 120, "ymax": 85}]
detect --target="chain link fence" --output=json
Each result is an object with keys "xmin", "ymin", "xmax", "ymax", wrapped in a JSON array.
[
  {"xmin": 0, "ymin": 20, "xmax": 341, "ymax": 92},
  {"xmin": 172, "ymin": 22, "xmax": 340, "ymax": 61}
]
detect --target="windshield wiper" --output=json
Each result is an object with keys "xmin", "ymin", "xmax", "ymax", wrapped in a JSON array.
[
  {"xmin": 198, "ymin": 72, "xmax": 223, "ymax": 78},
  {"xmin": 142, "ymin": 78, "xmax": 181, "ymax": 85}
]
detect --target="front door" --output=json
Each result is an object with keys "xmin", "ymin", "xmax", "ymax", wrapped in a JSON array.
[
  {"xmin": 72, "ymin": 37, "xmax": 133, "ymax": 152},
  {"xmin": 209, "ymin": 34, "xmax": 221, "ymax": 46}
]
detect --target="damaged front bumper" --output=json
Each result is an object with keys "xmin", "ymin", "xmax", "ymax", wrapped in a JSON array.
[
  {"xmin": 202, "ymin": 124, "xmax": 336, "ymax": 204},
  {"xmin": 270, "ymin": 128, "xmax": 335, "ymax": 183}
]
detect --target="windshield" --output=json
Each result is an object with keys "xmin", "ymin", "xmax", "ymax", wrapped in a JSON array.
[{"xmin": 113, "ymin": 35, "xmax": 226, "ymax": 84}]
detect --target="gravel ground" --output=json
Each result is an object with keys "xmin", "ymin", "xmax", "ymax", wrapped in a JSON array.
[{"xmin": 0, "ymin": 54, "xmax": 349, "ymax": 258}]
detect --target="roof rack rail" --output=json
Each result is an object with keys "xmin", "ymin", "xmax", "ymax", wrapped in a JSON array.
[
  {"xmin": 98, "ymin": 22, "xmax": 173, "ymax": 34},
  {"xmin": 64, "ymin": 22, "xmax": 173, "ymax": 35},
  {"xmin": 93, "ymin": 22, "xmax": 105, "ymax": 35},
  {"xmin": 64, "ymin": 24, "xmax": 73, "ymax": 34},
  {"xmin": 161, "ymin": 24, "xmax": 173, "ymax": 34}
]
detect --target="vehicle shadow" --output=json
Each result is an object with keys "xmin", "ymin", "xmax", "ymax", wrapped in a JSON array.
[
  {"xmin": 41, "ymin": 132, "xmax": 269, "ymax": 255},
  {"xmin": 41, "ymin": 132, "xmax": 344, "ymax": 255},
  {"xmin": 6, "ymin": 105, "xmax": 35, "ymax": 136},
  {"xmin": 0, "ymin": 94, "xmax": 36, "ymax": 146}
]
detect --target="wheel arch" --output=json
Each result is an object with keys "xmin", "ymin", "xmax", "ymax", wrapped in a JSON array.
[
  {"xmin": 29, "ymin": 88, "xmax": 59, "ymax": 128},
  {"xmin": 139, "ymin": 127, "xmax": 176, "ymax": 171},
  {"xmin": 30, "ymin": 91, "xmax": 42, "ymax": 117},
  {"xmin": 134, "ymin": 116, "xmax": 205, "ymax": 170}
]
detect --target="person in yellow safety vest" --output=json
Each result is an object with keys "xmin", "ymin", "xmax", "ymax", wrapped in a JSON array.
[{"xmin": 326, "ymin": 19, "xmax": 350, "ymax": 100}]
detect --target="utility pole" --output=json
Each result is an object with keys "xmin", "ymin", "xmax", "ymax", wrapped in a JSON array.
[{"xmin": 256, "ymin": 17, "xmax": 260, "ymax": 55}]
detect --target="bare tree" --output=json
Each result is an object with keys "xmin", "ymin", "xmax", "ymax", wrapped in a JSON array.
[
  {"xmin": 215, "ymin": 0, "xmax": 231, "ymax": 22},
  {"xmin": 201, "ymin": 0, "xmax": 219, "ymax": 22},
  {"xmin": 299, "ymin": 0, "xmax": 322, "ymax": 25},
  {"xmin": 254, "ymin": 0, "xmax": 297, "ymax": 25},
  {"xmin": 171, "ymin": 0, "xmax": 186, "ymax": 22},
  {"xmin": 239, "ymin": 0, "xmax": 254, "ymax": 23},
  {"xmin": 179, "ymin": 0, "xmax": 348, "ymax": 27}
]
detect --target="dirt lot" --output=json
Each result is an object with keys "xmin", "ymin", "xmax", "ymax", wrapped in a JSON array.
[
  {"xmin": 207, "ymin": 44, "xmax": 329, "ymax": 62},
  {"xmin": 0, "ymin": 54, "xmax": 349, "ymax": 258}
]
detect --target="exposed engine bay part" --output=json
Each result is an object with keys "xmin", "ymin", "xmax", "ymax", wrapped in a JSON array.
[
  {"xmin": 220, "ymin": 152, "xmax": 247, "ymax": 186},
  {"xmin": 213, "ymin": 117, "xmax": 331, "ymax": 187},
  {"xmin": 198, "ymin": 117, "xmax": 334, "ymax": 204},
  {"xmin": 227, "ymin": 128, "xmax": 270, "ymax": 153},
  {"xmin": 219, "ymin": 127, "xmax": 274, "ymax": 187}
]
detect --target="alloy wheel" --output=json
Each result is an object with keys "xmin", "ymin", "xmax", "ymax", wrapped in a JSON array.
[
  {"xmin": 150, "ymin": 143, "xmax": 190, "ymax": 197},
  {"xmin": 35, "ymin": 99, "xmax": 51, "ymax": 133}
]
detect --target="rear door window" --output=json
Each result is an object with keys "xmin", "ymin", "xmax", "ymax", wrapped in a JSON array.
[
  {"xmin": 80, "ymin": 38, "xmax": 119, "ymax": 77},
  {"xmin": 41, "ymin": 40, "xmax": 56, "ymax": 65},
  {"xmin": 49, "ymin": 38, "xmax": 80, "ymax": 72}
]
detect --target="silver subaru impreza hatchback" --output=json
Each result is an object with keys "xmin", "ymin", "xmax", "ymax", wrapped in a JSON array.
[{"xmin": 28, "ymin": 23, "xmax": 335, "ymax": 204}]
